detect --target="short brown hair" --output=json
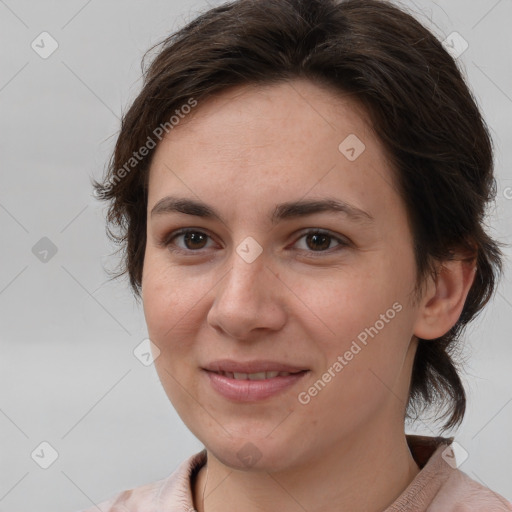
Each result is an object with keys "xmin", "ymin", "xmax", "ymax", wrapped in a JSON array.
[{"xmin": 92, "ymin": 0, "xmax": 505, "ymax": 432}]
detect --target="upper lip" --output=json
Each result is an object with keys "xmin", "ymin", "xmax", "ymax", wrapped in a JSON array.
[{"xmin": 203, "ymin": 359, "xmax": 308, "ymax": 374}]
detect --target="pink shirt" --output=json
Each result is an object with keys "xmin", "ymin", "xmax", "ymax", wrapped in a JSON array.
[{"xmin": 80, "ymin": 435, "xmax": 512, "ymax": 511}]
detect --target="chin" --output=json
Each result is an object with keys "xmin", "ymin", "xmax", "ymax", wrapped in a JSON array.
[{"xmin": 204, "ymin": 434, "xmax": 302, "ymax": 473}]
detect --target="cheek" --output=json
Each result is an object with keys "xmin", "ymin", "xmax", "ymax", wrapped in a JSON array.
[
  {"xmin": 142, "ymin": 259, "xmax": 203, "ymax": 411},
  {"xmin": 296, "ymin": 312, "xmax": 413, "ymax": 441},
  {"xmin": 303, "ymin": 258, "xmax": 415, "ymax": 391},
  {"xmin": 300, "ymin": 262, "xmax": 404, "ymax": 341},
  {"xmin": 141, "ymin": 253, "xmax": 198, "ymax": 348}
]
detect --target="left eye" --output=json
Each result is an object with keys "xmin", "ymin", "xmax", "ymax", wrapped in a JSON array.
[
  {"xmin": 161, "ymin": 228, "xmax": 349, "ymax": 255},
  {"xmin": 294, "ymin": 230, "xmax": 348, "ymax": 253}
]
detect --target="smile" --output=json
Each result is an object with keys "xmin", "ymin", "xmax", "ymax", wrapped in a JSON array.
[{"xmin": 203, "ymin": 369, "xmax": 309, "ymax": 401}]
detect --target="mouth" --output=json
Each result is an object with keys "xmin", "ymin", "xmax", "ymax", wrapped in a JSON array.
[
  {"xmin": 208, "ymin": 370, "xmax": 307, "ymax": 380},
  {"xmin": 201, "ymin": 360, "xmax": 309, "ymax": 401}
]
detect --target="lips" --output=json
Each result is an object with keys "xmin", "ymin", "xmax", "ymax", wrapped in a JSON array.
[{"xmin": 203, "ymin": 363, "xmax": 309, "ymax": 401}]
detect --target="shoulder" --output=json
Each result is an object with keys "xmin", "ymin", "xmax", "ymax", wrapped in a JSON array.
[
  {"xmin": 76, "ymin": 478, "xmax": 175, "ymax": 512},
  {"xmin": 74, "ymin": 450, "xmax": 207, "ymax": 512},
  {"xmin": 431, "ymin": 468, "xmax": 512, "ymax": 511},
  {"xmin": 398, "ymin": 436, "xmax": 512, "ymax": 511}
]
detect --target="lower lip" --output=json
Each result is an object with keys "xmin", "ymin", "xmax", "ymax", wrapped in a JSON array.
[{"xmin": 204, "ymin": 370, "xmax": 309, "ymax": 402}]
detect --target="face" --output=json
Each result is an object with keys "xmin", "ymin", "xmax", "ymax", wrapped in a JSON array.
[{"xmin": 142, "ymin": 79, "xmax": 422, "ymax": 471}]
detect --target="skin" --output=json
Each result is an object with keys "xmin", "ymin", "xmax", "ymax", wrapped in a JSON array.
[{"xmin": 141, "ymin": 79, "xmax": 476, "ymax": 512}]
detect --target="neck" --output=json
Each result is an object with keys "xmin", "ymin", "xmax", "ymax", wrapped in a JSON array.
[{"xmin": 193, "ymin": 424, "xmax": 420, "ymax": 512}]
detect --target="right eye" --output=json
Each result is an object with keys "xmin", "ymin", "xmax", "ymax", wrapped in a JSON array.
[{"xmin": 160, "ymin": 228, "xmax": 216, "ymax": 254}]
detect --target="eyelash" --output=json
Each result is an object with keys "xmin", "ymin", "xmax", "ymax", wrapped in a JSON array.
[{"xmin": 159, "ymin": 228, "xmax": 350, "ymax": 257}]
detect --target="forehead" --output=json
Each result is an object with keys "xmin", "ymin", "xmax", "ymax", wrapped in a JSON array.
[{"xmin": 147, "ymin": 79, "xmax": 400, "ymax": 226}]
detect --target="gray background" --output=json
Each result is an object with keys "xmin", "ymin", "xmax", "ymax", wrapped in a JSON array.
[{"xmin": 0, "ymin": 0, "xmax": 511, "ymax": 510}]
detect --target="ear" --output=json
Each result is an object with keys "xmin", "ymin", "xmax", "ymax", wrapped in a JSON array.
[{"xmin": 413, "ymin": 253, "xmax": 477, "ymax": 340}]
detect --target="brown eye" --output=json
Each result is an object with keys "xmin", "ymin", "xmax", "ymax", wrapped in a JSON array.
[
  {"xmin": 162, "ymin": 229, "xmax": 214, "ymax": 253},
  {"xmin": 181, "ymin": 231, "xmax": 209, "ymax": 250},
  {"xmin": 161, "ymin": 228, "xmax": 349, "ymax": 257},
  {"xmin": 294, "ymin": 230, "xmax": 349, "ymax": 254},
  {"xmin": 304, "ymin": 232, "xmax": 332, "ymax": 251}
]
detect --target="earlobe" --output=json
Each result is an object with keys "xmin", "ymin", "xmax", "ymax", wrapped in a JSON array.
[{"xmin": 413, "ymin": 256, "xmax": 477, "ymax": 340}]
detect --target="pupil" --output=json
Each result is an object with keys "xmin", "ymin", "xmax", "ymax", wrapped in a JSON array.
[
  {"xmin": 185, "ymin": 232, "xmax": 206, "ymax": 249},
  {"xmin": 308, "ymin": 233, "xmax": 329, "ymax": 251}
]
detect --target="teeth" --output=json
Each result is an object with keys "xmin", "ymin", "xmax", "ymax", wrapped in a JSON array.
[
  {"xmin": 260, "ymin": 371, "xmax": 279, "ymax": 379},
  {"xmin": 224, "ymin": 371, "xmax": 293, "ymax": 380},
  {"xmin": 248, "ymin": 372, "xmax": 269, "ymax": 380}
]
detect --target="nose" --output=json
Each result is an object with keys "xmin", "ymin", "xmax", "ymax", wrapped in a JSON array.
[{"xmin": 207, "ymin": 248, "xmax": 287, "ymax": 341}]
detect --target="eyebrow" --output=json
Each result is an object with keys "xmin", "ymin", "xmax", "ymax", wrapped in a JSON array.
[{"xmin": 150, "ymin": 195, "xmax": 374, "ymax": 225}]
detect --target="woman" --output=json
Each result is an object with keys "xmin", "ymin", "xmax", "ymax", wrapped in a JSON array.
[{"xmin": 87, "ymin": 0, "xmax": 511, "ymax": 509}]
